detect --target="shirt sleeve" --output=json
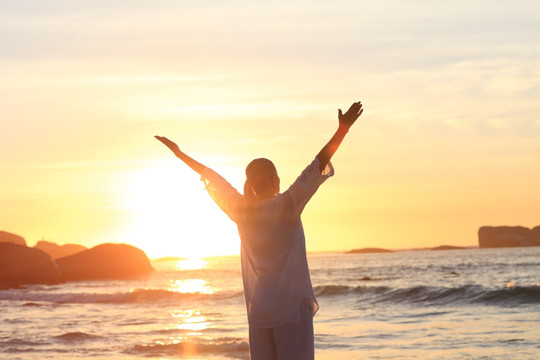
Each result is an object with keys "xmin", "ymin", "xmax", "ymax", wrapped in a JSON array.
[
  {"xmin": 284, "ymin": 157, "xmax": 334, "ymax": 216},
  {"xmin": 200, "ymin": 168, "xmax": 244, "ymax": 223}
]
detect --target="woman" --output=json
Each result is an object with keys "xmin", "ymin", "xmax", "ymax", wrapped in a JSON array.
[{"xmin": 155, "ymin": 101, "xmax": 363, "ymax": 360}]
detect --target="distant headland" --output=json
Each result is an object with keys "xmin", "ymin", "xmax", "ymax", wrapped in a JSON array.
[
  {"xmin": 345, "ymin": 225, "xmax": 540, "ymax": 254},
  {"xmin": 345, "ymin": 245, "xmax": 472, "ymax": 254},
  {"xmin": 430, "ymin": 245, "xmax": 469, "ymax": 251},
  {"xmin": 346, "ymin": 248, "xmax": 394, "ymax": 254}
]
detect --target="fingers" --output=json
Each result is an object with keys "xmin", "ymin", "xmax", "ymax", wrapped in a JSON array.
[
  {"xmin": 346, "ymin": 101, "xmax": 362, "ymax": 116},
  {"xmin": 155, "ymin": 136, "xmax": 170, "ymax": 143},
  {"xmin": 339, "ymin": 101, "xmax": 362, "ymax": 118}
]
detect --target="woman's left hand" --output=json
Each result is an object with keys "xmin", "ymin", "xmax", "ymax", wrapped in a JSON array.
[{"xmin": 155, "ymin": 136, "xmax": 181, "ymax": 156}]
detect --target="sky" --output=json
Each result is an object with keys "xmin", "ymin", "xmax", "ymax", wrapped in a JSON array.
[{"xmin": 1, "ymin": 0, "xmax": 539, "ymax": 258}]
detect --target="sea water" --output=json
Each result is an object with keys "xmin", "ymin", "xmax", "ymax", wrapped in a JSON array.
[{"xmin": 1, "ymin": 247, "xmax": 539, "ymax": 359}]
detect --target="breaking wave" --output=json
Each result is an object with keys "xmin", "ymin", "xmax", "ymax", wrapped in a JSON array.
[
  {"xmin": 54, "ymin": 332, "xmax": 102, "ymax": 342},
  {"xmin": 127, "ymin": 337, "xmax": 249, "ymax": 360},
  {"xmin": 314, "ymin": 284, "xmax": 540, "ymax": 306},
  {"xmin": 4, "ymin": 284, "xmax": 538, "ymax": 307},
  {"xmin": 0, "ymin": 288, "xmax": 243, "ymax": 305}
]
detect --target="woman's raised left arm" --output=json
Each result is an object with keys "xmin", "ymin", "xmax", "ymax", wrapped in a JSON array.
[{"xmin": 155, "ymin": 136, "xmax": 206, "ymax": 175}]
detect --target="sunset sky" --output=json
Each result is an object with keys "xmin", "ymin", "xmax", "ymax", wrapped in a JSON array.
[{"xmin": 1, "ymin": 0, "xmax": 539, "ymax": 258}]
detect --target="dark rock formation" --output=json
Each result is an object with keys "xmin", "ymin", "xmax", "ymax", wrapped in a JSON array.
[
  {"xmin": 0, "ymin": 243, "xmax": 63, "ymax": 288},
  {"xmin": 0, "ymin": 230, "xmax": 26, "ymax": 246},
  {"xmin": 478, "ymin": 226, "xmax": 540, "ymax": 248},
  {"xmin": 34, "ymin": 240, "xmax": 87, "ymax": 259},
  {"xmin": 346, "ymin": 248, "xmax": 393, "ymax": 254},
  {"xmin": 0, "ymin": 260, "xmax": 17, "ymax": 289},
  {"xmin": 56, "ymin": 243, "xmax": 154, "ymax": 281},
  {"xmin": 530, "ymin": 226, "xmax": 540, "ymax": 243}
]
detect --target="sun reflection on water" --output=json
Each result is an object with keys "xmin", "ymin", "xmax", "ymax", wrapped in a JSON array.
[
  {"xmin": 158, "ymin": 258, "xmax": 219, "ymax": 354},
  {"xmin": 169, "ymin": 258, "xmax": 215, "ymax": 295},
  {"xmin": 169, "ymin": 309, "xmax": 211, "ymax": 333},
  {"xmin": 169, "ymin": 279, "xmax": 214, "ymax": 294},
  {"xmin": 176, "ymin": 258, "xmax": 207, "ymax": 271}
]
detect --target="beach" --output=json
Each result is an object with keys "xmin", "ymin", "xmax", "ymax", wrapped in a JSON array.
[{"xmin": 1, "ymin": 247, "xmax": 539, "ymax": 359}]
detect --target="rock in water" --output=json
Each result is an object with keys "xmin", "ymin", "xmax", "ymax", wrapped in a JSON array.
[
  {"xmin": 0, "ymin": 260, "xmax": 16, "ymax": 289},
  {"xmin": 478, "ymin": 226, "xmax": 540, "ymax": 248},
  {"xmin": 0, "ymin": 243, "xmax": 63, "ymax": 288},
  {"xmin": 530, "ymin": 226, "xmax": 540, "ymax": 243},
  {"xmin": 56, "ymin": 243, "xmax": 154, "ymax": 281},
  {"xmin": 34, "ymin": 240, "xmax": 87, "ymax": 259},
  {"xmin": 0, "ymin": 231, "xmax": 27, "ymax": 246}
]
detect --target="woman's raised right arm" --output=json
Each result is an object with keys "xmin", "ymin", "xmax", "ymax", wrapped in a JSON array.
[{"xmin": 155, "ymin": 136, "xmax": 206, "ymax": 175}]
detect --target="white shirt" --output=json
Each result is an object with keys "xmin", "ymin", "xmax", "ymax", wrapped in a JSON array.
[{"xmin": 201, "ymin": 157, "xmax": 334, "ymax": 328}]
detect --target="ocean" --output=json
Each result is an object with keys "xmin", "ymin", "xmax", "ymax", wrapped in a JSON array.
[{"xmin": 1, "ymin": 247, "xmax": 539, "ymax": 359}]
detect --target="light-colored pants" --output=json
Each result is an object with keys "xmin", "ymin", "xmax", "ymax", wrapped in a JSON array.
[{"xmin": 248, "ymin": 300, "xmax": 314, "ymax": 360}]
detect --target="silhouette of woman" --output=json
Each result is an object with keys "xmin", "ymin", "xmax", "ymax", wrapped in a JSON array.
[{"xmin": 155, "ymin": 101, "xmax": 363, "ymax": 360}]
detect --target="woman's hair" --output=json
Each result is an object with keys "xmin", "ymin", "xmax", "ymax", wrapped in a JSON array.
[{"xmin": 244, "ymin": 158, "xmax": 277, "ymax": 202}]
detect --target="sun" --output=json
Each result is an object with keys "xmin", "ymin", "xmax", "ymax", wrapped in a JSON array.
[{"xmin": 118, "ymin": 161, "xmax": 240, "ymax": 258}]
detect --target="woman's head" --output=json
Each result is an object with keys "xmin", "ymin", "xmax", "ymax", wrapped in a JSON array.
[{"xmin": 244, "ymin": 158, "xmax": 280, "ymax": 202}]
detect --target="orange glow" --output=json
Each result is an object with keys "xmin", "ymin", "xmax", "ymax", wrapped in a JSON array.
[
  {"xmin": 118, "ymin": 164, "xmax": 240, "ymax": 258},
  {"xmin": 2, "ymin": 1, "xmax": 539, "ymax": 257}
]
